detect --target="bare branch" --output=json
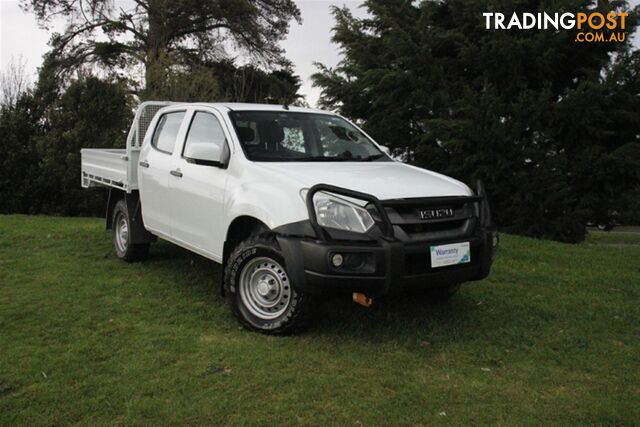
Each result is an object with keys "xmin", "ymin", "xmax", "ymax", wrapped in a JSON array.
[{"xmin": 0, "ymin": 55, "xmax": 31, "ymax": 108}]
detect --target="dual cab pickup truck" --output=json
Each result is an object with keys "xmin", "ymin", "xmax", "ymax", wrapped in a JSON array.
[{"xmin": 81, "ymin": 101, "xmax": 498, "ymax": 334}]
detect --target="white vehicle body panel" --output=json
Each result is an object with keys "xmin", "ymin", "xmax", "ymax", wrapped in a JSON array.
[
  {"xmin": 167, "ymin": 108, "xmax": 232, "ymax": 259},
  {"xmin": 82, "ymin": 101, "xmax": 475, "ymax": 264},
  {"xmin": 80, "ymin": 149, "xmax": 129, "ymax": 190},
  {"xmin": 251, "ymin": 162, "xmax": 472, "ymax": 201}
]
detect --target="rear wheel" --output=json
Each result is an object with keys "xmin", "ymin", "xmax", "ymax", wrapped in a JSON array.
[
  {"xmin": 224, "ymin": 234, "xmax": 314, "ymax": 334},
  {"xmin": 112, "ymin": 199, "xmax": 149, "ymax": 262}
]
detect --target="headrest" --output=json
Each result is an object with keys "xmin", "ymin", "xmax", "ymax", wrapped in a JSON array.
[
  {"xmin": 262, "ymin": 121, "xmax": 284, "ymax": 143},
  {"xmin": 236, "ymin": 126, "xmax": 255, "ymax": 143}
]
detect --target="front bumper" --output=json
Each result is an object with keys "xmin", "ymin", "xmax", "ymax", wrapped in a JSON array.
[
  {"xmin": 277, "ymin": 227, "xmax": 497, "ymax": 296},
  {"xmin": 275, "ymin": 182, "xmax": 498, "ymax": 296}
]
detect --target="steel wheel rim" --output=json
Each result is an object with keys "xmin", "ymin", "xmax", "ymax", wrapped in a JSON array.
[
  {"xmin": 115, "ymin": 214, "xmax": 129, "ymax": 253},
  {"xmin": 239, "ymin": 257, "xmax": 291, "ymax": 320}
]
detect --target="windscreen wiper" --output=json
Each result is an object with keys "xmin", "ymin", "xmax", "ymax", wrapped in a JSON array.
[{"xmin": 294, "ymin": 156, "xmax": 353, "ymax": 162}]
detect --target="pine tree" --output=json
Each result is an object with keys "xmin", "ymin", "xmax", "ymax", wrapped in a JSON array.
[{"xmin": 313, "ymin": 0, "xmax": 640, "ymax": 242}]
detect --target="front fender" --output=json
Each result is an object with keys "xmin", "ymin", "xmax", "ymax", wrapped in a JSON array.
[{"xmin": 223, "ymin": 180, "xmax": 309, "ymax": 234}]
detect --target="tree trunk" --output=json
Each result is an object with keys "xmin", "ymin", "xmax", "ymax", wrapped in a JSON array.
[{"xmin": 144, "ymin": 0, "xmax": 167, "ymax": 97}]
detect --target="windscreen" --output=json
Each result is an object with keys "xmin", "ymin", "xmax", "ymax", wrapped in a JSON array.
[{"xmin": 228, "ymin": 111, "xmax": 389, "ymax": 162}]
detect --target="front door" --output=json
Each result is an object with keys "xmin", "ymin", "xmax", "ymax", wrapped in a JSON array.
[
  {"xmin": 169, "ymin": 110, "xmax": 230, "ymax": 260},
  {"xmin": 138, "ymin": 110, "xmax": 186, "ymax": 235}
]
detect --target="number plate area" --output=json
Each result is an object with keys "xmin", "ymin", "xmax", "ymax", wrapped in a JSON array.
[{"xmin": 430, "ymin": 242, "xmax": 471, "ymax": 268}]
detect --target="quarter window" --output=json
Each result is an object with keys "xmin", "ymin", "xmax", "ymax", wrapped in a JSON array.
[{"xmin": 152, "ymin": 111, "xmax": 185, "ymax": 154}]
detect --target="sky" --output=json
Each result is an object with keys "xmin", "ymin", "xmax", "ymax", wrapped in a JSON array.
[{"xmin": 1, "ymin": 0, "xmax": 639, "ymax": 108}]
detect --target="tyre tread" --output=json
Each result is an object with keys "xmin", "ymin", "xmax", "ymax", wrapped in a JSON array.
[
  {"xmin": 223, "ymin": 233, "xmax": 314, "ymax": 335},
  {"xmin": 113, "ymin": 199, "xmax": 149, "ymax": 263}
]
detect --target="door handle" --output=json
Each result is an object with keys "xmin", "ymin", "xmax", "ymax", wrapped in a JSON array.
[
  {"xmin": 170, "ymin": 169, "xmax": 183, "ymax": 178},
  {"xmin": 139, "ymin": 161, "xmax": 149, "ymax": 168}
]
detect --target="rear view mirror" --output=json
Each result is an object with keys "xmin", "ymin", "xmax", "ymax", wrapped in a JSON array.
[{"xmin": 184, "ymin": 141, "xmax": 227, "ymax": 167}]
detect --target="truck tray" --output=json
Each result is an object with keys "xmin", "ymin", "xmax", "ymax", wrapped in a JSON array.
[
  {"xmin": 80, "ymin": 101, "xmax": 173, "ymax": 192},
  {"xmin": 81, "ymin": 148, "xmax": 137, "ymax": 191}
]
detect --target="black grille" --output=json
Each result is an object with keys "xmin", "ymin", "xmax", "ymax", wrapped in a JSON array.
[
  {"xmin": 379, "ymin": 196, "xmax": 480, "ymax": 242},
  {"xmin": 399, "ymin": 219, "xmax": 466, "ymax": 235}
]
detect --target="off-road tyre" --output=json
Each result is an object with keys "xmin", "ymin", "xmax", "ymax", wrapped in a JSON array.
[
  {"xmin": 224, "ymin": 234, "xmax": 315, "ymax": 334},
  {"xmin": 112, "ymin": 199, "xmax": 149, "ymax": 262}
]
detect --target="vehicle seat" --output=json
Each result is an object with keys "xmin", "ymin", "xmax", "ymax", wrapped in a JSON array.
[
  {"xmin": 262, "ymin": 121, "xmax": 285, "ymax": 152},
  {"xmin": 236, "ymin": 126, "xmax": 255, "ymax": 143}
]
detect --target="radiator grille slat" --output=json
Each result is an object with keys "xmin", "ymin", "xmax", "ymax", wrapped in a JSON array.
[{"xmin": 378, "ymin": 196, "xmax": 480, "ymax": 242}]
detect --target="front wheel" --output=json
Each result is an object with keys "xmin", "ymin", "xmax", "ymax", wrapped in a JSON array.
[
  {"xmin": 224, "ymin": 234, "xmax": 314, "ymax": 334},
  {"xmin": 112, "ymin": 199, "xmax": 149, "ymax": 262}
]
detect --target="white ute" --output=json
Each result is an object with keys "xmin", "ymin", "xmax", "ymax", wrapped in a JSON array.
[{"xmin": 82, "ymin": 101, "xmax": 498, "ymax": 334}]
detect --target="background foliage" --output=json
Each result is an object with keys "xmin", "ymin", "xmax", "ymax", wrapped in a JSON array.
[
  {"xmin": 312, "ymin": 0, "xmax": 640, "ymax": 242},
  {"xmin": 0, "ymin": 0, "xmax": 303, "ymax": 216},
  {"xmin": 1, "ymin": 0, "xmax": 639, "ymax": 241},
  {"xmin": 21, "ymin": 0, "xmax": 301, "ymax": 92},
  {"xmin": 0, "ymin": 73, "xmax": 132, "ymax": 216}
]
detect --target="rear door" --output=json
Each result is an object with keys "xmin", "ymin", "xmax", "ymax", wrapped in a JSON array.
[
  {"xmin": 138, "ymin": 110, "xmax": 187, "ymax": 235},
  {"xmin": 168, "ymin": 109, "xmax": 231, "ymax": 260}
]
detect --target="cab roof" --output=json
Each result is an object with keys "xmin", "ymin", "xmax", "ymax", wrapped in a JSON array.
[{"xmin": 190, "ymin": 102, "xmax": 331, "ymax": 114}]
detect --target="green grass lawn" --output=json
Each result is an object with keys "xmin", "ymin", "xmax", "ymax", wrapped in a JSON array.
[
  {"xmin": 1, "ymin": 215, "xmax": 639, "ymax": 425},
  {"xmin": 587, "ymin": 228, "xmax": 640, "ymax": 245}
]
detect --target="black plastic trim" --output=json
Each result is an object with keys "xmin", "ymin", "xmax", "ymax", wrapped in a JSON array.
[
  {"xmin": 381, "ymin": 195, "xmax": 482, "ymax": 207},
  {"xmin": 276, "ymin": 181, "xmax": 497, "ymax": 295},
  {"xmin": 106, "ymin": 189, "xmax": 154, "ymax": 244},
  {"xmin": 304, "ymin": 182, "xmax": 492, "ymax": 243},
  {"xmin": 306, "ymin": 183, "xmax": 394, "ymax": 241},
  {"xmin": 276, "ymin": 228, "xmax": 496, "ymax": 296}
]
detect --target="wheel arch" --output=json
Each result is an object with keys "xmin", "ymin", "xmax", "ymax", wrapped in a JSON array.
[
  {"xmin": 220, "ymin": 215, "xmax": 270, "ymax": 295},
  {"xmin": 105, "ymin": 188, "xmax": 125, "ymax": 230},
  {"xmin": 106, "ymin": 189, "xmax": 154, "ymax": 244},
  {"xmin": 223, "ymin": 215, "xmax": 270, "ymax": 265}
]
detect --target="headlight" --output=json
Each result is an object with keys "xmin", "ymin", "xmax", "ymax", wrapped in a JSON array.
[{"xmin": 309, "ymin": 191, "xmax": 375, "ymax": 233}]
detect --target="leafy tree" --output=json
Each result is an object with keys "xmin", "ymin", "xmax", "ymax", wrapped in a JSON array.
[
  {"xmin": 22, "ymin": 0, "xmax": 301, "ymax": 94},
  {"xmin": 3, "ymin": 0, "xmax": 304, "ymax": 216},
  {"xmin": 34, "ymin": 76, "xmax": 133, "ymax": 215},
  {"xmin": 313, "ymin": 0, "xmax": 640, "ymax": 242},
  {"xmin": 140, "ymin": 53, "xmax": 220, "ymax": 101},
  {"xmin": 0, "ymin": 70, "xmax": 132, "ymax": 216},
  {"xmin": 140, "ymin": 57, "xmax": 302, "ymax": 103},
  {"xmin": 0, "ymin": 56, "xmax": 300, "ymax": 215},
  {"xmin": 207, "ymin": 60, "xmax": 303, "ymax": 105},
  {"xmin": 0, "ymin": 93, "xmax": 41, "ymax": 214}
]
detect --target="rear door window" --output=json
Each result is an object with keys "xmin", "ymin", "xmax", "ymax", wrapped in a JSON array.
[{"xmin": 152, "ymin": 111, "xmax": 186, "ymax": 154}]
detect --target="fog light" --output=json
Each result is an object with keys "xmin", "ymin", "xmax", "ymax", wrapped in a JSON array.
[
  {"xmin": 344, "ymin": 253, "xmax": 365, "ymax": 270},
  {"xmin": 331, "ymin": 253, "xmax": 344, "ymax": 267}
]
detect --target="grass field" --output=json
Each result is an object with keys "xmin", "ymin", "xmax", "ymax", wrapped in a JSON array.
[
  {"xmin": 1, "ymin": 215, "xmax": 639, "ymax": 425},
  {"xmin": 586, "ymin": 227, "xmax": 640, "ymax": 245}
]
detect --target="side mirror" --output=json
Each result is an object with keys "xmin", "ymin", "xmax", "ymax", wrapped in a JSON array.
[
  {"xmin": 379, "ymin": 145, "xmax": 391, "ymax": 156},
  {"xmin": 184, "ymin": 141, "xmax": 227, "ymax": 167}
]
